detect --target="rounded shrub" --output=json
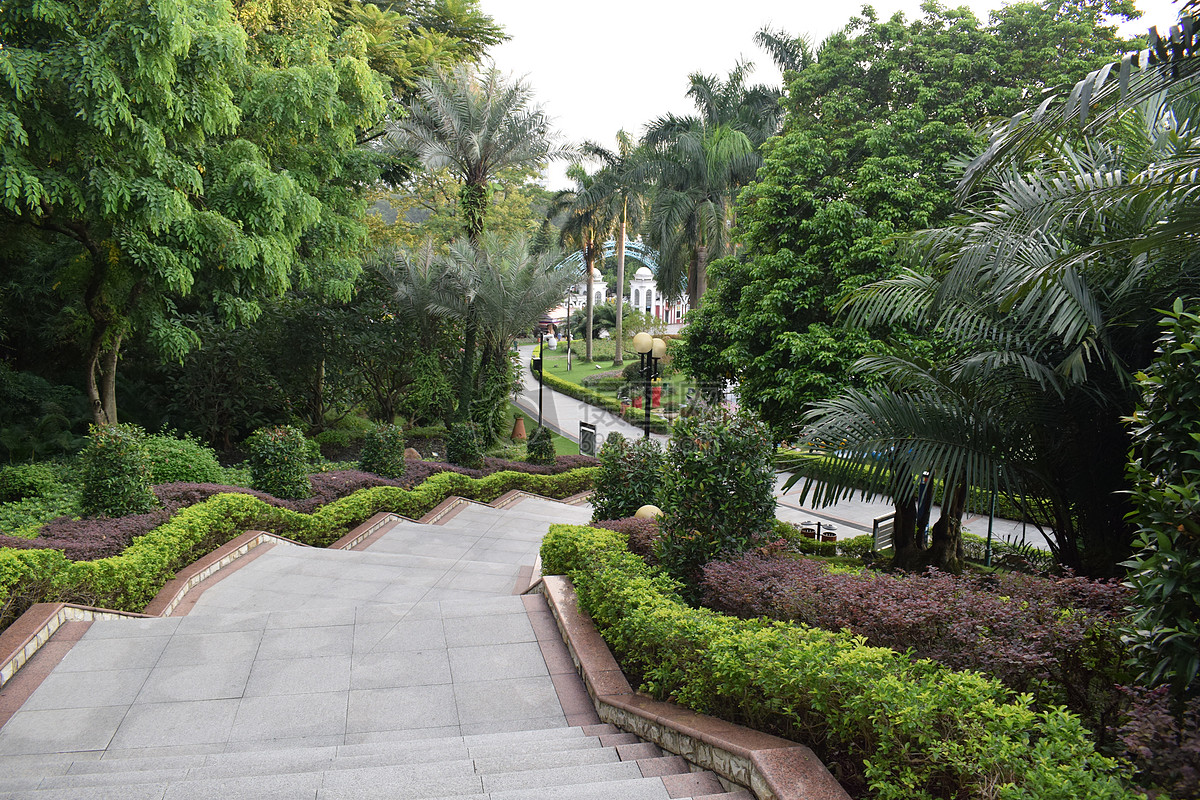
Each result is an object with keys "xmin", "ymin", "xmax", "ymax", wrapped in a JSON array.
[
  {"xmin": 590, "ymin": 432, "xmax": 664, "ymax": 522},
  {"xmin": 0, "ymin": 462, "xmax": 60, "ymax": 503},
  {"xmin": 244, "ymin": 425, "xmax": 312, "ymax": 499},
  {"xmin": 525, "ymin": 425, "xmax": 556, "ymax": 466},
  {"xmin": 143, "ymin": 432, "xmax": 224, "ymax": 484},
  {"xmin": 79, "ymin": 423, "xmax": 159, "ymax": 517},
  {"xmin": 445, "ymin": 422, "xmax": 483, "ymax": 470},
  {"xmin": 359, "ymin": 423, "xmax": 407, "ymax": 479},
  {"xmin": 656, "ymin": 405, "xmax": 776, "ymax": 594}
]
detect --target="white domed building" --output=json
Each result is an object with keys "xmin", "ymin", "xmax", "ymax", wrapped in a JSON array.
[
  {"xmin": 568, "ymin": 267, "xmax": 606, "ymax": 309},
  {"xmin": 629, "ymin": 265, "xmax": 689, "ymax": 324}
]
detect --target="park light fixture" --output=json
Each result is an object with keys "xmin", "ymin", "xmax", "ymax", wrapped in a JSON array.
[{"xmin": 633, "ymin": 331, "xmax": 666, "ymax": 439}]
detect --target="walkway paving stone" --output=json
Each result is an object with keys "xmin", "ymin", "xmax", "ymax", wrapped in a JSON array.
[{"xmin": 0, "ymin": 496, "xmax": 751, "ymax": 799}]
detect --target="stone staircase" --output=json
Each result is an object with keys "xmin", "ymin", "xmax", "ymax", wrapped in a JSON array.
[
  {"xmin": 0, "ymin": 496, "xmax": 753, "ymax": 800},
  {"xmin": 0, "ymin": 723, "xmax": 753, "ymax": 799}
]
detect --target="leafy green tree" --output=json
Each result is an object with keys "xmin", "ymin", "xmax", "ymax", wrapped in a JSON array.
[
  {"xmin": 1124, "ymin": 300, "xmax": 1200, "ymax": 708},
  {"xmin": 681, "ymin": 0, "xmax": 1139, "ymax": 435},
  {"xmin": 386, "ymin": 65, "xmax": 568, "ymax": 418},
  {"xmin": 0, "ymin": 0, "xmax": 394, "ymax": 426}
]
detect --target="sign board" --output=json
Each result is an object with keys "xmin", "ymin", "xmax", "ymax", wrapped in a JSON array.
[{"xmin": 579, "ymin": 422, "xmax": 597, "ymax": 457}]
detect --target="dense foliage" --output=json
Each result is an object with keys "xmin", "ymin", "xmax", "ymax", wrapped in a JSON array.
[
  {"xmin": 359, "ymin": 423, "xmax": 407, "ymax": 479},
  {"xmin": 656, "ymin": 405, "xmax": 775, "ymax": 592},
  {"xmin": 245, "ymin": 426, "xmax": 314, "ymax": 500},
  {"xmin": 78, "ymin": 424, "xmax": 158, "ymax": 517},
  {"xmin": 525, "ymin": 425, "xmax": 556, "ymax": 466},
  {"xmin": 700, "ymin": 552, "xmax": 1131, "ymax": 737},
  {"xmin": 590, "ymin": 432, "xmax": 664, "ymax": 521},
  {"xmin": 540, "ymin": 523, "xmax": 1138, "ymax": 800},
  {"xmin": 679, "ymin": 0, "xmax": 1139, "ymax": 435},
  {"xmin": 1123, "ymin": 301, "xmax": 1200, "ymax": 706},
  {"xmin": 445, "ymin": 421, "xmax": 484, "ymax": 470},
  {"xmin": 143, "ymin": 432, "xmax": 225, "ymax": 485}
]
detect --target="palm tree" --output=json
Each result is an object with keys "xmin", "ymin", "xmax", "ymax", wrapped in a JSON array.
[
  {"xmin": 644, "ymin": 119, "xmax": 756, "ymax": 309},
  {"xmin": 792, "ymin": 92, "xmax": 1200, "ymax": 574},
  {"xmin": 449, "ymin": 233, "xmax": 576, "ymax": 440},
  {"xmin": 545, "ymin": 163, "xmax": 615, "ymax": 361},
  {"xmin": 578, "ymin": 131, "xmax": 649, "ymax": 366},
  {"xmin": 385, "ymin": 64, "xmax": 569, "ymax": 419},
  {"xmin": 384, "ymin": 234, "xmax": 575, "ymax": 439},
  {"xmin": 753, "ymin": 25, "xmax": 818, "ymax": 75},
  {"xmin": 643, "ymin": 62, "xmax": 774, "ymax": 309}
]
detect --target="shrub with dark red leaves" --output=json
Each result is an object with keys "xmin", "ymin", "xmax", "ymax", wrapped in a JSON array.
[
  {"xmin": 700, "ymin": 552, "xmax": 1133, "ymax": 739},
  {"xmin": 592, "ymin": 517, "xmax": 662, "ymax": 565},
  {"xmin": 1117, "ymin": 685, "xmax": 1200, "ymax": 798}
]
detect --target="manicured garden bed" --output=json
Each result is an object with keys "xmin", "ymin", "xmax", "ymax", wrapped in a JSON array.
[{"xmin": 540, "ymin": 523, "xmax": 1140, "ymax": 800}]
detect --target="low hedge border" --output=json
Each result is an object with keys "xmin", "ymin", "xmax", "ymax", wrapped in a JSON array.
[
  {"xmin": 0, "ymin": 468, "xmax": 595, "ymax": 633},
  {"xmin": 531, "ymin": 360, "xmax": 671, "ymax": 435},
  {"xmin": 540, "ymin": 523, "xmax": 1140, "ymax": 800}
]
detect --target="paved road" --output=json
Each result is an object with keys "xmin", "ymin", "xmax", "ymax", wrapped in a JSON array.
[{"xmin": 513, "ymin": 344, "xmax": 1052, "ymax": 551}]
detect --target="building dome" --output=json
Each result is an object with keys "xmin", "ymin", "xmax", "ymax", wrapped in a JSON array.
[
  {"xmin": 591, "ymin": 267, "xmax": 602, "ymax": 279},
  {"xmin": 633, "ymin": 266, "xmax": 653, "ymax": 280}
]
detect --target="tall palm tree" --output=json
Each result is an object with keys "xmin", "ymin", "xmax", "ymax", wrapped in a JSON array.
[
  {"xmin": 643, "ymin": 62, "xmax": 774, "ymax": 309},
  {"xmin": 385, "ymin": 64, "xmax": 569, "ymax": 419},
  {"xmin": 644, "ymin": 119, "xmax": 756, "ymax": 309},
  {"xmin": 545, "ymin": 163, "xmax": 615, "ymax": 361},
  {"xmin": 578, "ymin": 131, "xmax": 649, "ymax": 366}
]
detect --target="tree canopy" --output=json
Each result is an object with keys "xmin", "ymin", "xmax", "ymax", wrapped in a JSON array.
[{"xmin": 677, "ymin": 0, "xmax": 1141, "ymax": 435}]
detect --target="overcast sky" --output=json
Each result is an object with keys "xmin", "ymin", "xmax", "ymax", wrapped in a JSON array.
[{"xmin": 480, "ymin": 0, "xmax": 1181, "ymax": 188}]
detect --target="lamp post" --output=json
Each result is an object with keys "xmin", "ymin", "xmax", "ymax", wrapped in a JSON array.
[
  {"xmin": 632, "ymin": 331, "xmax": 666, "ymax": 439},
  {"xmin": 536, "ymin": 313, "xmax": 554, "ymax": 429},
  {"xmin": 564, "ymin": 285, "xmax": 574, "ymax": 372}
]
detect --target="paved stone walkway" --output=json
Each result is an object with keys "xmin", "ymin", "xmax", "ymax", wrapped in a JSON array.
[{"xmin": 0, "ymin": 498, "xmax": 750, "ymax": 799}]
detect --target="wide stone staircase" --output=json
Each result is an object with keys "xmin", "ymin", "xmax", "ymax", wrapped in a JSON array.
[{"xmin": 0, "ymin": 496, "xmax": 753, "ymax": 800}]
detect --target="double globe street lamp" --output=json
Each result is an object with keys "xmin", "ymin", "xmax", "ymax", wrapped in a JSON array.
[{"xmin": 632, "ymin": 331, "xmax": 666, "ymax": 439}]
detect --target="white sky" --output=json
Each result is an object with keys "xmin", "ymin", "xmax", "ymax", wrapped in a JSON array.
[{"xmin": 481, "ymin": 0, "xmax": 1182, "ymax": 188}]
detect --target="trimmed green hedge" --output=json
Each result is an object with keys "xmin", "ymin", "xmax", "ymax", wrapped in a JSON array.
[
  {"xmin": 540, "ymin": 524, "xmax": 1139, "ymax": 800},
  {"xmin": 0, "ymin": 468, "xmax": 595, "ymax": 631},
  {"xmin": 531, "ymin": 361, "xmax": 671, "ymax": 435}
]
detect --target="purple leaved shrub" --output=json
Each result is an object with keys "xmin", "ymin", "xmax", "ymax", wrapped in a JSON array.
[
  {"xmin": 592, "ymin": 517, "xmax": 663, "ymax": 565},
  {"xmin": 700, "ymin": 552, "xmax": 1132, "ymax": 740},
  {"xmin": 1117, "ymin": 686, "xmax": 1200, "ymax": 798}
]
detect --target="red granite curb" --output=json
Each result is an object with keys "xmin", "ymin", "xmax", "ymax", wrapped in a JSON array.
[{"xmin": 534, "ymin": 575, "xmax": 850, "ymax": 800}]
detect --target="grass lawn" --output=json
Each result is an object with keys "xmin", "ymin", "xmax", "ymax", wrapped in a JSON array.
[
  {"xmin": 537, "ymin": 339, "xmax": 690, "ymax": 414},
  {"xmin": 506, "ymin": 402, "xmax": 579, "ymax": 456}
]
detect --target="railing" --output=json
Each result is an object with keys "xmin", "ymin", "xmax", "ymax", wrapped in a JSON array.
[{"xmin": 872, "ymin": 513, "xmax": 895, "ymax": 552}]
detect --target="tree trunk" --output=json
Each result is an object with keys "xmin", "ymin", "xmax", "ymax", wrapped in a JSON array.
[
  {"xmin": 613, "ymin": 207, "xmax": 626, "ymax": 367},
  {"xmin": 927, "ymin": 480, "xmax": 968, "ymax": 573},
  {"xmin": 457, "ymin": 309, "xmax": 478, "ymax": 422},
  {"xmin": 584, "ymin": 248, "xmax": 594, "ymax": 362},
  {"xmin": 86, "ymin": 329, "xmax": 121, "ymax": 426},
  {"xmin": 889, "ymin": 496, "xmax": 925, "ymax": 571}
]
